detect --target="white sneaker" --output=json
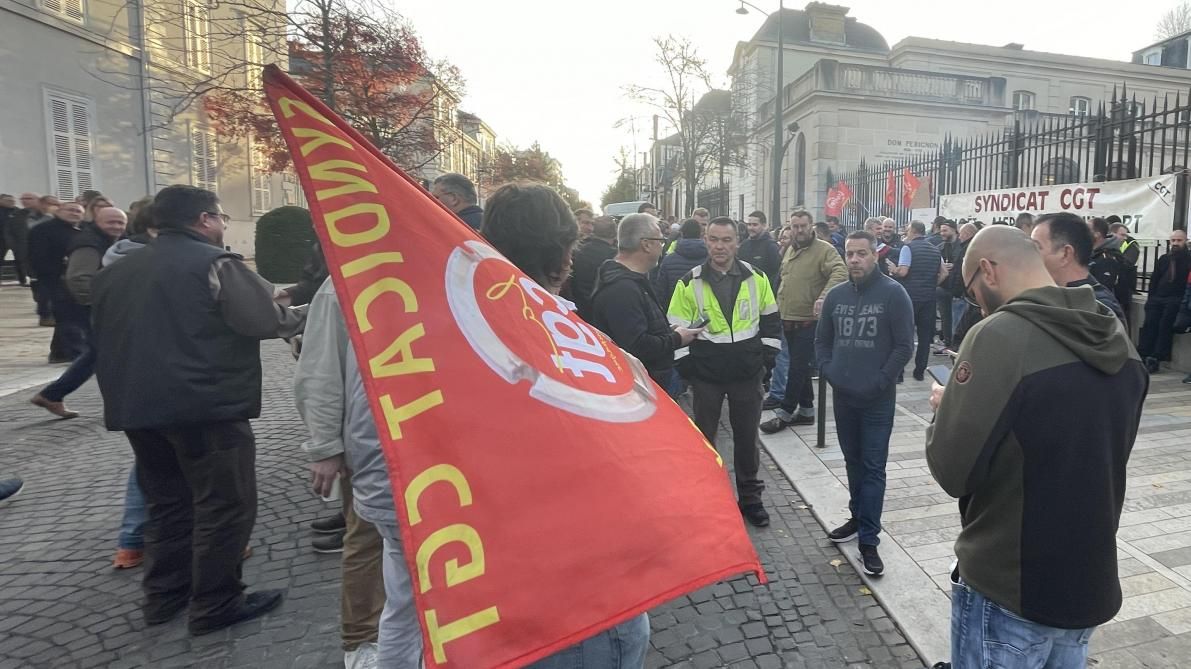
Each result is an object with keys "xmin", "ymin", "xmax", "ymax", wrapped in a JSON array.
[{"xmin": 345, "ymin": 642, "xmax": 379, "ymax": 669}]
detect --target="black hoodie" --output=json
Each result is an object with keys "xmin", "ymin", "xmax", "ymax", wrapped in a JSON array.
[{"xmin": 588, "ymin": 259, "xmax": 681, "ymax": 387}]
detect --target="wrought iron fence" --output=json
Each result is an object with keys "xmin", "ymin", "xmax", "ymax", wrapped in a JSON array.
[{"xmin": 826, "ymin": 85, "xmax": 1190, "ymax": 293}]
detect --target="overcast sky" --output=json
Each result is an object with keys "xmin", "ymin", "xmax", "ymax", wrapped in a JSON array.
[{"xmin": 397, "ymin": 0, "xmax": 1178, "ymax": 208}]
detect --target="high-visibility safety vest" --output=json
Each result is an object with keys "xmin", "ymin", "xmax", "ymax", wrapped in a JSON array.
[{"xmin": 667, "ymin": 260, "xmax": 781, "ymax": 361}]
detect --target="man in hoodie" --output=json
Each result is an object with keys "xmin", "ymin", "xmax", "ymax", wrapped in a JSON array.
[
  {"xmin": 654, "ymin": 218, "xmax": 707, "ymax": 308},
  {"xmin": 30, "ymin": 206, "xmax": 127, "ymax": 418},
  {"xmin": 570, "ymin": 215, "xmax": 618, "ymax": 320},
  {"xmin": 816, "ymin": 230, "xmax": 914, "ymax": 576},
  {"xmin": 926, "ymin": 226, "xmax": 1147, "ymax": 668},
  {"xmin": 1030, "ymin": 212, "xmax": 1126, "ymax": 324},
  {"xmin": 589, "ymin": 214, "xmax": 701, "ymax": 397},
  {"xmin": 740, "ymin": 210, "xmax": 782, "ymax": 293},
  {"xmin": 27, "ymin": 201, "xmax": 85, "ymax": 362},
  {"xmin": 1138, "ymin": 229, "xmax": 1190, "ymax": 373}
]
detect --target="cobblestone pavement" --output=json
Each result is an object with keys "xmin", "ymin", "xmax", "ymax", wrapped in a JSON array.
[
  {"xmin": 0, "ymin": 285, "xmax": 58, "ymax": 398},
  {"xmin": 0, "ymin": 339, "xmax": 923, "ymax": 668}
]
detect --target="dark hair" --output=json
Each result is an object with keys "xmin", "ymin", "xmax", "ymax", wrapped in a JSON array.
[
  {"xmin": 1089, "ymin": 216, "xmax": 1110, "ymax": 239},
  {"xmin": 826, "ymin": 215, "xmax": 839, "ymax": 225},
  {"xmin": 1036, "ymin": 212, "xmax": 1093, "ymax": 266},
  {"xmin": 789, "ymin": 209, "xmax": 812, "ymax": 223},
  {"xmin": 708, "ymin": 216, "xmax": 736, "ymax": 231},
  {"xmin": 129, "ymin": 202, "xmax": 157, "ymax": 236},
  {"xmin": 814, "ymin": 222, "xmax": 830, "ymax": 235},
  {"xmin": 846, "ymin": 230, "xmax": 877, "ymax": 249},
  {"xmin": 637, "ymin": 202, "xmax": 657, "ymax": 213},
  {"xmin": 747, "ymin": 210, "xmax": 767, "ymax": 224},
  {"xmin": 909, "ymin": 221, "xmax": 926, "ymax": 236},
  {"xmin": 941, "ymin": 219, "xmax": 958, "ymax": 231},
  {"xmin": 153, "ymin": 185, "xmax": 219, "ymax": 230},
  {"xmin": 482, "ymin": 182, "xmax": 578, "ymax": 287},
  {"xmin": 1105, "ymin": 215, "xmax": 1123, "ymax": 225},
  {"xmin": 680, "ymin": 218, "xmax": 702, "ymax": 238},
  {"xmin": 433, "ymin": 173, "xmax": 477, "ymax": 205}
]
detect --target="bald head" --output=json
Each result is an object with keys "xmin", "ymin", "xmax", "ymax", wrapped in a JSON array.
[
  {"xmin": 963, "ymin": 226, "xmax": 1055, "ymax": 315},
  {"xmin": 95, "ymin": 206, "xmax": 128, "ymax": 240},
  {"xmin": 958, "ymin": 222, "xmax": 978, "ymax": 242}
]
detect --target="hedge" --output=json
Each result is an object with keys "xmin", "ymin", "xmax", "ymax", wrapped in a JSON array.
[{"xmin": 255, "ymin": 206, "xmax": 315, "ymax": 283}]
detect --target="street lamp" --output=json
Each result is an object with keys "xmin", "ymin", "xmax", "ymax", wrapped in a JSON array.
[{"xmin": 735, "ymin": 0, "xmax": 785, "ymax": 223}]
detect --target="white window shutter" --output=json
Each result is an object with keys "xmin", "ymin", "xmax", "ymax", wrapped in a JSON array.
[
  {"xmin": 71, "ymin": 101, "xmax": 93, "ymax": 193},
  {"xmin": 46, "ymin": 94, "xmax": 95, "ymax": 200}
]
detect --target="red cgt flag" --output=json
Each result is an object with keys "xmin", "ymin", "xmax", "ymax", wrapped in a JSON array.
[
  {"xmin": 824, "ymin": 180, "xmax": 853, "ymax": 218},
  {"xmin": 884, "ymin": 169, "xmax": 896, "ymax": 207},
  {"xmin": 902, "ymin": 168, "xmax": 922, "ymax": 209},
  {"xmin": 261, "ymin": 66, "xmax": 763, "ymax": 668}
]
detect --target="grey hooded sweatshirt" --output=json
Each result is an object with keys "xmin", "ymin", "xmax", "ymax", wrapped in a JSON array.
[
  {"xmin": 926, "ymin": 285, "xmax": 1148, "ymax": 629},
  {"xmin": 294, "ymin": 278, "xmax": 395, "ymax": 526}
]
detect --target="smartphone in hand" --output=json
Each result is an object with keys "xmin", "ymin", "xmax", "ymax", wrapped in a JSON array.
[{"xmin": 926, "ymin": 364, "xmax": 951, "ymax": 386}]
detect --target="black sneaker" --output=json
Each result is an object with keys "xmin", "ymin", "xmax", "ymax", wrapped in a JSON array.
[
  {"xmin": 828, "ymin": 518, "xmax": 858, "ymax": 543},
  {"xmin": 859, "ymin": 544, "xmax": 884, "ymax": 576},
  {"xmin": 790, "ymin": 413, "xmax": 814, "ymax": 426},
  {"xmin": 189, "ymin": 589, "xmax": 284, "ymax": 636},
  {"xmin": 740, "ymin": 503, "xmax": 770, "ymax": 528},
  {"xmin": 312, "ymin": 531, "xmax": 345, "ymax": 553},
  {"xmin": 762, "ymin": 397, "xmax": 782, "ymax": 410},
  {"xmin": 311, "ymin": 512, "xmax": 346, "ymax": 534},
  {"xmin": 913, "ymin": 371, "xmax": 925, "ymax": 382},
  {"xmin": 759, "ymin": 417, "xmax": 790, "ymax": 434}
]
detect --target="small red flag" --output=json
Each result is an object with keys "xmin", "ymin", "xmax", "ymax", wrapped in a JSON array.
[
  {"xmin": 825, "ymin": 180, "xmax": 852, "ymax": 217},
  {"xmin": 884, "ymin": 169, "xmax": 897, "ymax": 207},
  {"xmin": 261, "ymin": 65, "xmax": 763, "ymax": 669},
  {"xmin": 902, "ymin": 168, "xmax": 922, "ymax": 209}
]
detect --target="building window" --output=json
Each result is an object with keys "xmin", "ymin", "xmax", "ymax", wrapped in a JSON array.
[
  {"xmin": 191, "ymin": 126, "xmax": 218, "ymax": 191},
  {"xmin": 244, "ymin": 31, "xmax": 265, "ymax": 91},
  {"xmin": 39, "ymin": 0, "xmax": 84, "ymax": 23},
  {"xmin": 1070, "ymin": 96, "xmax": 1092, "ymax": 117},
  {"xmin": 1013, "ymin": 90, "xmax": 1035, "ymax": 111},
  {"xmin": 250, "ymin": 141, "xmax": 271, "ymax": 213},
  {"xmin": 282, "ymin": 170, "xmax": 306, "ymax": 207},
  {"xmin": 184, "ymin": 0, "xmax": 211, "ymax": 72},
  {"xmin": 1144, "ymin": 50, "xmax": 1161, "ymax": 65},
  {"xmin": 45, "ymin": 91, "xmax": 96, "ymax": 201}
]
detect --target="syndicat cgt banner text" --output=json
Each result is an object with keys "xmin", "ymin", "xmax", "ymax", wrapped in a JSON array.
[{"xmin": 938, "ymin": 174, "xmax": 1178, "ymax": 241}]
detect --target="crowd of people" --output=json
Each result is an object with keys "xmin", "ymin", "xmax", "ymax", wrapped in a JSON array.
[{"xmin": 0, "ymin": 170, "xmax": 1188, "ymax": 668}]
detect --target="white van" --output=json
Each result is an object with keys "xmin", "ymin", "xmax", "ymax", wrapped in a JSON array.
[{"xmin": 603, "ymin": 201, "xmax": 651, "ymax": 218}]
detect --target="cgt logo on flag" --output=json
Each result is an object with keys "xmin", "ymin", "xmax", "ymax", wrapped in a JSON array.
[
  {"xmin": 446, "ymin": 241, "xmax": 657, "ymax": 422},
  {"xmin": 261, "ymin": 65, "xmax": 763, "ymax": 669}
]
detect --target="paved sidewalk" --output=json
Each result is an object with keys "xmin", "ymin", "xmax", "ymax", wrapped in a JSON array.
[
  {"xmin": 0, "ymin": 338, "xmax": 924, "ymax": 668},
  {"xmin": 761, "ymin": 362, "xmax": 1191, "ymax": 667}
]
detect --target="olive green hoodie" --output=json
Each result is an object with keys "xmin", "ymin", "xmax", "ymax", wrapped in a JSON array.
[{"xmin": 926, "ymin": 285, "xmax": 1148, "ymax": 629}]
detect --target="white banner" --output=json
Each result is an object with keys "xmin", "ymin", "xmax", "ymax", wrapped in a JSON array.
[{"xmin": 938, "ymin": 175, "xmax": 1178, "ymax": 241}]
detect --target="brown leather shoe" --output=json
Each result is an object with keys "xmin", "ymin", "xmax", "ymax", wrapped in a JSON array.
[{"xmin": 30, "ymin": 394, "xmax": 79, "ymax": 418}]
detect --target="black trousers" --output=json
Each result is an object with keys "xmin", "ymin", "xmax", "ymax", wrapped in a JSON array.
[
  {"xmin": 126, "ymin": 420, "xmax": 258, "ymax": 627},
  {"xmin": 779, "ymin": 322, "xmax": 817, "ymax": 414},
  {"xmin": 46, "ymin": 279, "xmax": 86, "ymax": 359},
  {"xmin": 690, "ymin": 371, "xmax": 765, "ymax": 507},
  {"xmin": 912, "ymin": 300, "xmax": 935, "ymax": 376},
  {"xmin": 0, "ymin": 228, "xmax": 26, "ymax": 284},
  {"xmin": 1139, "ymin": 296, "xmax": 1182, "ymax": 361}
]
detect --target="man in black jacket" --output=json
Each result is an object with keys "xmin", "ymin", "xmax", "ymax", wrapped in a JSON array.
[
  {"xmin": 31, "ymin": 206, "xmax": 126, "ymax": 418},
  {"xmin": 588, "ymin": 213, "xmax": 700, "ymax": 397},
  {"xmin": 27, "ymin": 201, "xmax": 84, "ymax": 362},
  {"xmin": 1139, "ymin": 229, "xmax": 1190, "ymax": 373},
  {"xmin": 654, "ymin": 219, "xmax": 707, "ymax": 308},
  {"xmin": 570, "ymin": 215, "xmax": 617, "ymax": 320},
  {"xmin": 1031, "ymin": 213, "xmax": 1126, "ymax": 324},
  {"xmin": 739, "ymin": 210, "xmax": 782, "ymax": 293},
  {"xmin": 431, "ymin": 173, "xmax": 483, "ymax": 230},
  {"xmin": 92, "ymin": 186, "xmax": 304, "ymax": 636}
]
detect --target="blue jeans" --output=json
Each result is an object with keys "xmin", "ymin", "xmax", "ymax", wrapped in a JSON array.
[
  {"xmin": 951, "ymin": 574, "xmax": 1094, "ymax": 668},
  {"xmin": 767, "ymin": 338, "xmax": 789, "ymax": 402},
  {"xmin": 42, "ymin": 330, "xmax": 96, "ymax": 402},
  {"xmin": 526, "ymin": 614, "xmax": 650, "ymax": 669},
  {"xmin": 119, "ymin": 467, "xmax": 146, "ymax": 549},
  {"xmin": 951, "ymin": 299, "xmax": 967, "ymax": 340},
  {"xmin": 833, "ymin": 388, "xmax": 895, "ymax": 546}
]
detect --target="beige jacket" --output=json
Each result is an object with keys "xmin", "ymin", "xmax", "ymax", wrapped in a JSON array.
[{"xmin": 776, "ymin": 238, "xmax": 847, "ymax": 321}]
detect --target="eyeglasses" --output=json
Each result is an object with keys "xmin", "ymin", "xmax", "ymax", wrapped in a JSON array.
[
  {"xmin": 205, "ymin": 211, "xmax": 231, "ymax": 224},
  {"xmin": 963, "ymin": 260, "xmax": 996, "ymax": 308},
  {"xmin": 641, "ymin": 237, "xmax": 667, "ymax": 243}
]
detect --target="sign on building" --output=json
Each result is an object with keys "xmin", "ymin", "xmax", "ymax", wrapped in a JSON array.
[{"xmin": 938, "ymin": 175, "xmax": 1178, "ymax": 241}]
